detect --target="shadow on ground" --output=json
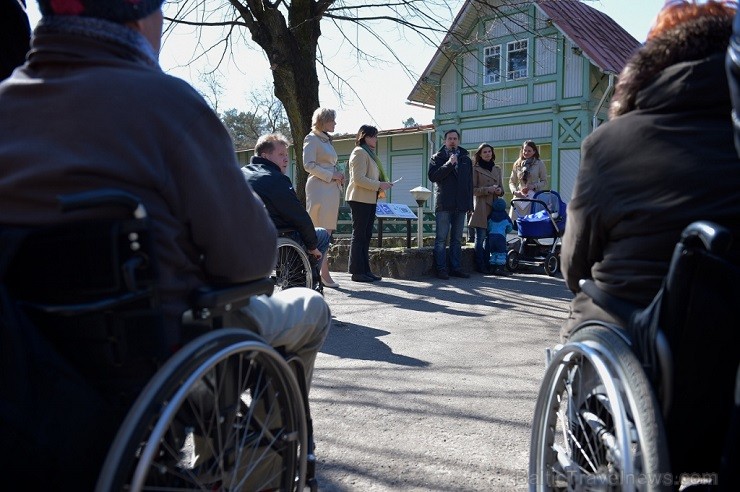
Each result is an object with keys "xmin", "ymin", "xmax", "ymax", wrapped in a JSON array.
[{"xmin": 320, "ymin": 319, "xmax": 430, "ymax": 367}]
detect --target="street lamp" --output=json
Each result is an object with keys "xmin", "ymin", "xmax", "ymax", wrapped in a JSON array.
[{"xmin": 410, "ymin": 186, "xmax": 432, "ymax": 248}]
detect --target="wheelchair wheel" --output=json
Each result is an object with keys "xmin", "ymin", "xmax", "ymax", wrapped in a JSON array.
[
  {"xmin": 273, "ymin": 237, "xmax": 312, "ymax": 292},
  {"xmin": 529, "ymin": 325, "xmax": 671, "ymax": 491},
  {"xmin": 506, "ymin": 249, "xmax": 520, "ymax": 272},
  {"xmin": 97, "ymin": 328, "xmax": 307, "ymax": 492},
  {"xmin": 544, "ymin": 253, "xmax": 559, "ymax": 276}
]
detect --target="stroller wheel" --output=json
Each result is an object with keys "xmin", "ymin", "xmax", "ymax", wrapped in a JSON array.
[
  {"xmin": 506, "ymin": 250, "xmax": 520, "ymax": 272},
  {"xmin": 544, "ymin": 253, "xmax": 559, "ymax": 276}
]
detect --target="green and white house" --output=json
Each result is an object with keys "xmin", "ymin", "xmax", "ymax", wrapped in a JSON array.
[{"xmin": 407, "ymin": 0, "xmax": 640, "ymax": 203}]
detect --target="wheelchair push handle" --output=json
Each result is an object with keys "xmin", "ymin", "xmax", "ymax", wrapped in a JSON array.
[
  {"xmin": 58, "ymin": 188, "xmax": 148, "ymax": 219},
  {"xmin": 680, "ymin": 220, "xmax": 732, "ymax": 254}
]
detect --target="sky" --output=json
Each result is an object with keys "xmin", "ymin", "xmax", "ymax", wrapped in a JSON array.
[{"xmin": 24, "ymin": 0, "xmax": 666, "ymax": 134}]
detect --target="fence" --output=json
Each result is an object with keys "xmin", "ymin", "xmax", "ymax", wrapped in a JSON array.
[{"xmin": 334, "ymin": 206, "xmax": 437, "ymax": 247}]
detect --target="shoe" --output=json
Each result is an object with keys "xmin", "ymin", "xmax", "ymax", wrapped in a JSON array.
[
  {"xmin": 491, "ymin": 266, "xmax": 510, "ymax": 276},
  {"xmin": 351, "ymin": 273, "xmax": 374, "ymax": 283},
  {"xmin": 321, "ymin": 276, "xmax": 340, "ymax": 288},
  {"xmin": 449, "ymin": 270, "xmax": 470, "ymax": 278},
  {"xmin": 436, "ymin": 271, "xmax": 450, "ymax": 280},
  {"xmin": 366, "ymin": 272, "xmax": 382, "ymax": 281}
]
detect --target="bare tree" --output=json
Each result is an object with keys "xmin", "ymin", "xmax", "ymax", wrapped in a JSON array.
[
  {"xmin": 197, "ymin": 70, "xmax": 225, "ymax": 112},
  {"xmin": 248, "ymin": 83, "xmax": 291, "ymax": 137},
  {"xmin": 164, "ymin": 0, "xmax": 459, "ymax": 204}
]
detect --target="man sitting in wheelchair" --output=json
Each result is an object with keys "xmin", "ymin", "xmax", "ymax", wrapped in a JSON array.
[
  {"xmin": 242, "ymin": 133, "xmax": 331, "ymax": 282},
  {"xmin": 0, "ymin": 0, "xmax": 329, "ymax": 488}
]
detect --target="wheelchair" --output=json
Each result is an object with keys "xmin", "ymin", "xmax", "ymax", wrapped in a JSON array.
[
  {"xmin": 529, "ymin": 221, "xmax": 740, "ymax": 491},
  {"xmin": 273, "ymin": 229, "xmax": 323, "ymax": 295},
  {"xmin": 0, "ymin": 189, "xmax": 318, "ymax": 491}
]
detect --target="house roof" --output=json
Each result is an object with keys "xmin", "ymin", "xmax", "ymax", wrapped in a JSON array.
[{"xmin": 407, "ymin": 0, "xmax": 641, "ymax": 106}]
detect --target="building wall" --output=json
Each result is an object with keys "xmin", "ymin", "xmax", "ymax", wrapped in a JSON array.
[{"xmin": 431, "ymin": 3, "xmax": 614, "ymax": 203}]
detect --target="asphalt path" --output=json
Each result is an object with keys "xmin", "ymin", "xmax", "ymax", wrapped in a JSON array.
[{"xmin": 309, "ymin": 268, "xmax": 573, "ymax": 491}]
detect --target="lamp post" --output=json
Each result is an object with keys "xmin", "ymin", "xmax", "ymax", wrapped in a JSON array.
[{"xmin": 410, "ymin": 186, "xmax": 432, "ymax": 248}]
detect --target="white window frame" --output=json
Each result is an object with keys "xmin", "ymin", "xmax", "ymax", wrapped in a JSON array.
[
  {"xmin": 483, "ymin": 45, "xmax": 502, "ymax": 85},
  {"xmin": 506, "ymin": 39, "xmax": 529, "ymax": 81}
]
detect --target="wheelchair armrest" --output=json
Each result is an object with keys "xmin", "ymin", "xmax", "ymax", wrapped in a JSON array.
[
  {"xmin": 191, "ymin": 277, "xmax": 274, "ymax": 312},
  {"xmin": 578, "ymin": 279, "xmax": 641, "ymax": 326},
  {"xmin": 58, "ymin": 188, "xmax": 148, "ymax": 219}
]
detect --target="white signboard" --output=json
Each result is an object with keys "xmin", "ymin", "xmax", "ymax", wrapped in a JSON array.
[{"xmin": 375, "ymin": 203, "xmax": 418, "ymax": 219}]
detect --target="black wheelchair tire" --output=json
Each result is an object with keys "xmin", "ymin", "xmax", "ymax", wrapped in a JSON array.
[
  {"xmin": 96, "ymin": 328, "xmax": 307, "ymax": 492},
  {"xmin": 529, "ymin": 325, "xmax": 671, "ymax": 491}
]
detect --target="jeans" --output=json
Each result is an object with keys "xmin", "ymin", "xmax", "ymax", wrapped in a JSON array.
[
  {"xmin": 434, "ymin": 210, "xmax": 465, "ymax": 272},
  {"xmin": 347, "ymin": 201, "xmax": 376, "ymax": 275},
  {"xmin": 474, "ymin": 227, "xmax": 488, "ymax": 270},
  {"xmin": 285, "ymin": 228, "xmax": 330, "ymax": 259}
]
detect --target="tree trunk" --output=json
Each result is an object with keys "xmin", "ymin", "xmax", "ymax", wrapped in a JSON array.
[{"xmin": 238, "ymin": 3, "xmax": 324, "ymax": 206}]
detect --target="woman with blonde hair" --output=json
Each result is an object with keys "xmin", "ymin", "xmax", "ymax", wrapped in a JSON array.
[{"xmin": 303, "ymin": 107, "xmax": 344, "ymax": 288}]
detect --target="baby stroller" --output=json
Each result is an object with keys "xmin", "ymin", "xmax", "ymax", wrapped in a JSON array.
[{"xmin": 506, "ymin": 190, "xmax": 566, "ymax": 276}]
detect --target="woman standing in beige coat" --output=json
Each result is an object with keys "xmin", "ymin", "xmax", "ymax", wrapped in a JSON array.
[
  {"xmin": 344, "ymin": 125, "xmax": 393, "ymax": 283},
  {"xmin": 303, "ymin": 107, "xmax": 344, "ymax": 288},
  {"xmin": 508, "ymin": 140, "xmax": 548, "ymax": 221},
  {"xmin": 468, "ymin": 143, "xmax": 504, "ymax": 273}
]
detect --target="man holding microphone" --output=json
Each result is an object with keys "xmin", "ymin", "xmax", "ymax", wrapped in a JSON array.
[{"xmin": 428, "ymin": 129, "xmax": 473, "ymax": 279}]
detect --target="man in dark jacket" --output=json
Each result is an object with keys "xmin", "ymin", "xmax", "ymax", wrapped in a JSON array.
[
  {"xmin": 0, "ymin": 2, "xmax": 329, "ymax": 485},
  {"xmin": 428, "ymin": 129, "xmax": 473, "ymax": 279},
  {"xmin": 242, "ymin": 133, "xmax": 330, "ymax": 262}
]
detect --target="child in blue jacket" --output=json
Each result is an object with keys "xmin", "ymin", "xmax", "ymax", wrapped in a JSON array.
[{"xmin": 487, "ymin": 198, "xmax": 513, "ymax": 275}]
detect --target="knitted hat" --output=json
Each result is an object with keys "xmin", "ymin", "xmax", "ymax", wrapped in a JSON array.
[
  {"xmin": 37, "ymin": 0, "xmax": 165, "ymax": 22},
  {"xmin": 492, "ymin": 198, "xmax": 506, "ymax": 212}
]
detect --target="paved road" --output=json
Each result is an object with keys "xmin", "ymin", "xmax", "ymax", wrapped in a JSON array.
[{"xmin": 309, "ymin": 268, "xmax": 572, "ymax": 491}]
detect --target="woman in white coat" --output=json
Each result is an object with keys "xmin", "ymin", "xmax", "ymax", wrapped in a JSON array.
[{"xmin": 303, "ymin": 108, "xmax": 344, "ymax": 287}]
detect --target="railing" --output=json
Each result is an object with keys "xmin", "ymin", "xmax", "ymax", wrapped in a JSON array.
[{"xmin": 334, "ymin": 207, "xmax": 437, "ymax": 248}]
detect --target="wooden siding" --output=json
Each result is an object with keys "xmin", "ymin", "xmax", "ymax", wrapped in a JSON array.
[
  {"xmin": 390, "ymin": 154, "xmax": 426, "ymax": 207},
  {"xmin": 533, "ymin": 82, "xmax": 556, "ymax": 102},
  {"xmin": 485, "ymin": 11, "xmax": 528, "ymax": 38},
  {"xmin": 535, "ymin": 36, "xmax": 557, "ymax": 76},
  {"xmin": 440, "ymin": 66, "xmax": 457, "ymax": 114},
  {"xmin": 463, "ymin": 93, "xmax": 478, "ymax": 112},
  {"xmin": 559, "ymin": 148, "xmax": 580, "ymax": 201},
  {"xmin": 483, "ymin": 86, "xmax": 528, "ymax": 109},
  {"xmin": 563, "ymin": 39, "xmax": 583, "ymax": 98},
  {"xmin": 391, "ymin": 133, "xmax": 425, "ymax": 151},
  {"xmin": 461, "ymin": 121, "xmax": 552, "ymax": 145},
  {"xmin": 463, "ymin": 52, "xmax": 477, "ymax": 88}
]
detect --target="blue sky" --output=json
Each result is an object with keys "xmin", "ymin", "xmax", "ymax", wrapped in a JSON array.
[{"xmin": 24, "ymin": 0, "xmax": 666, "ymax": 133}]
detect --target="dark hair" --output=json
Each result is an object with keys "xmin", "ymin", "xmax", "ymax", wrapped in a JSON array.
[
  {"xmin": 356, "ymin": 124, "xmax": 378, "ymax": 146},
  {"xmin": 474, "ymin": 143, "xmax": 495, "ymax": 165},
  {"xmin": 443, "ymin": 129, "xmax": 460, "ymax": 139},
  {"xmin": 521, "ymin": 140, "xmax": 540, "ymax": 159}
]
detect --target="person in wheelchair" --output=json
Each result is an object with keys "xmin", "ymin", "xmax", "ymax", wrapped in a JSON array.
[
  {"xmin": 0, "ymin": 0, "xmax": 330, "ymax": 487},
  {"xmin": 556, "ymin": 1, "xmax": 740, "ymax": 487},
  {"xmin": 242, "ymin": 133, "xmax": 331, "ymax": 276}
]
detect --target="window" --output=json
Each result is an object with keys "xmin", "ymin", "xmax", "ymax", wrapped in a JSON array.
[
  {"xmin": 507, "ymin": 40, "xmax": 528, "ymax": 80},
  {"xmin": 484, "ymin": 45, "xmax": 501, "ymax": 85}
]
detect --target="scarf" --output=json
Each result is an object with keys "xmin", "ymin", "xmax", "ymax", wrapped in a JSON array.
[
  {"xmin": 361, "ymin": 144, "xmax": 387, "ymax": 182},
  {"xmin": 478, "ymin": 159, "xmax": 494, "ymax": 172},
  {"xmin": 36, "ymin": 16, "xmax": 161, "ymax": 69}
]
